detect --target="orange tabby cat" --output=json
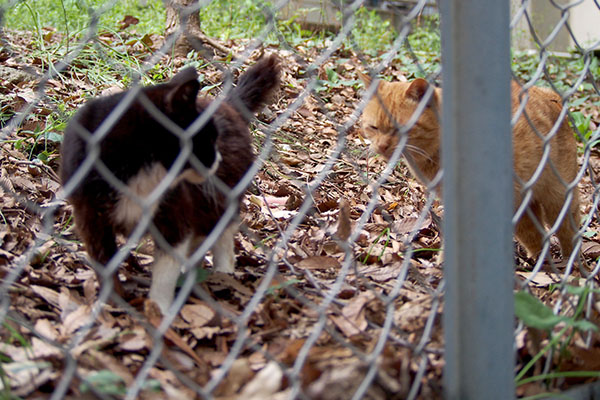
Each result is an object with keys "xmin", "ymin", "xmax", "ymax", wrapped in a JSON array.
[{"xmin": 359, "ymin": 73, "xmax": 580, "ymax": 260}]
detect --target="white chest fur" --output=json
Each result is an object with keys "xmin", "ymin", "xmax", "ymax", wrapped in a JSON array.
[
  {"xmin": 112, "ymin": 163, "xmax": 168, "ymax": 230},
  {"xmin": 109, "ymin": 160, "xmax": 236, "ymax": 314}
]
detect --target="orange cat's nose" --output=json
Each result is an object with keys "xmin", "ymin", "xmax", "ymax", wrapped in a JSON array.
[
  {"xmin": 368, "ymin": 135, "xmax": 397, "ymax": 160},
  {"xmin": 376, "ymin": 140, "xmax": 395, "ymax": 160},
  {"xmin": 378, "ymin": 144, "xmax": 390, "ymax": 157}
]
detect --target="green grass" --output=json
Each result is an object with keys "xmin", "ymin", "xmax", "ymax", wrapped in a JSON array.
[
  {"xmin": 515, "ymin": 286, "xmax": 600, "ymax": 389},
  {"xmin": 347, "ymin": 6, "xmax": 395, "ymax": 56},
  {"xmin": 512, "ymin": 50, "xmax": 600, "ymax": 89},
  {"xmin": 0, "ymin": 320, "xmax": 35, "ymax": 400},
  {"xmin": 199, "ymin": 0, "xmax": 271, "ymax": 41},
  {"xmin": 0, "ymin": 0, "xmax": 446, "ymax": 120},
  {"xmin": 2, "ymin": 0, "xmax": 595, "ymax": 92},
  {"xmin": 1, "ymin": 0, "xmax": 166, "ymax": 36},
  {"xmin": 79, "ymin": 369, "xmax": 161, "ymax": 396},
  {"xmin": 0, "ymin": 1, "xmax": 438, "ymax": 63}
]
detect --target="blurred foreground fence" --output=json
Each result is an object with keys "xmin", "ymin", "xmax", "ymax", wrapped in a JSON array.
[{"xmin": 1, "ymin": 0, "xmax": 600, "ymax": 399}]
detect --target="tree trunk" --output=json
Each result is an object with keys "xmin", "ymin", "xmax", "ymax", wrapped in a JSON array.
[
  {"xmin": 164, "ymin": 0, "xmax": 203, "ymax": 57},
  {"xmin": 164, "ymin": 0, "xmax": 231, "ymax": 58}
]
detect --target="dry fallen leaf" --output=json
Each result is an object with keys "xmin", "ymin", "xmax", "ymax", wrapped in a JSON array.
[
  {"xmin": 180, "ymin": 303, "xmax": 216, "ymax": 327},
  {"xmin": 330, "ymin": 291, "xmax": 375, "ymax": 337},
  {"xmin": 336, "ymin": 198, "xmax": 352, "ymax": 241},
  {"xmin": 215, "ymin": 358, "xmax": 254, "ymax": 396},
  {"xmin": 60, "ymin": 304, "xmax": 93, "ymax": 336},
  {"xmin": 144, "ymin": 299, "xmax": 206, "ymax": 367},
  {"xmin": 239, "ymin": 361, "xmax": 283, "ymax": 399},
  {"xmin": 296, "ymin": 255, "xmax": 341, "ymax": 270}
]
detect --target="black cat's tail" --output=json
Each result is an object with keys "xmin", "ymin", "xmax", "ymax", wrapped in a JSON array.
[{"xmin": 228, "ymin": 54, "xmax": 280, "ymax": 121}]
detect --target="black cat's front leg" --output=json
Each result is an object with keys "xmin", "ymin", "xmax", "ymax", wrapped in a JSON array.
[{"xmin": 72, "ymin": 201, "xmax": 125, "ymax": 300}]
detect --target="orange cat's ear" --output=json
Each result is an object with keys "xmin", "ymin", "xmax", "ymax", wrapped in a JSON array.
[
  {"xmin": 358, "ymin": 71, "xmax": 372, "ymax": 87},
  {"xmin": 406, "ymin": 78, "xmax": 429, "ymax": 103}
]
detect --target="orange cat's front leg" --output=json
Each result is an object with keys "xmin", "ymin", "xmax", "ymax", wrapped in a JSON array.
[{"xmin": 514, "ymin": 201, "xmax": 545, "ymax": 259}]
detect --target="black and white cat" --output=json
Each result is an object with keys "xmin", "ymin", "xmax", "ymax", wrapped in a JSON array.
[{"xmin": 61, "ymin": 55, "xmax": 280, "ymax": 312}]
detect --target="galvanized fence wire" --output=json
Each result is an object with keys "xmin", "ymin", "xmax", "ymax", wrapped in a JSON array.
[
  {"xmin": 0, "ymin": 0, "xmax": 599, "ymax": 398},
  {"xmin": 512, "ymin": 3, "xmax": 600, "ymax": 287},
  {"xmin": 508, "ymin": 1, "xmax": 600, "ymax": 387}
]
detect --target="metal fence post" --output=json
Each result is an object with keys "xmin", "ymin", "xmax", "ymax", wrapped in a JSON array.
[{"xmin": 440, "ymin": 1, "xmax": 515, "ymax": 399}]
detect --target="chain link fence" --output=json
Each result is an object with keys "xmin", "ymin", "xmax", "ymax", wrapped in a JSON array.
[{"xmin": 0, "ymin": 0, "xmax": 599, "ymax": 398}]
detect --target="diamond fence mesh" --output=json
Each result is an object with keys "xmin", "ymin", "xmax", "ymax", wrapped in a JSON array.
[{"xmin": 0, "ymin": 0, "xmax": 599, "ymax": 399}]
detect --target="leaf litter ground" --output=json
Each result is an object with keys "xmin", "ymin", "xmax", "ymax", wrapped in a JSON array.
[{"xmin": 1, "ymin": 29, "xmax": 600, "ymax": 399}]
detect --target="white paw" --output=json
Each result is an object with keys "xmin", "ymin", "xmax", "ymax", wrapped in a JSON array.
[
  {"xmin": 148, "ymin": 254, "xmax": 179, "ymax": 314},
  {"xmin": 212, "ymin": 224, "xmax": 237, "ymax": 274}
]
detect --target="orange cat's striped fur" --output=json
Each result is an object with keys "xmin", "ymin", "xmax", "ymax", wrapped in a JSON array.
[{"xmin": 359, "ymin": 73, "xmax": 580, "ymax": 260}]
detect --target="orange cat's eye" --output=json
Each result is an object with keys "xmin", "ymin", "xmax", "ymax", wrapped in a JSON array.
[{"xmin": 369, "ymin": 125, "xmax": 379, "ymax": 131}]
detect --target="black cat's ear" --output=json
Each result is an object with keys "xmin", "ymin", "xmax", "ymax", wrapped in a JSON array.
[
  {"xmin": 165, "ymin": 67, "xmax": 200, "ymax": 110},
  {"xmin": 406, "ymin": 78, "xmax": 429, "ymax": 103},
  {"xmin": 171, "ymin": 67, "xmax": 198, "ymax": 85}
]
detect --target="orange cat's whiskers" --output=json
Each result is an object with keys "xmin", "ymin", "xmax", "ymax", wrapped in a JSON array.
[{"xmin": 404, "ymin": 144, "xmax": 433, "ymax": 162}]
